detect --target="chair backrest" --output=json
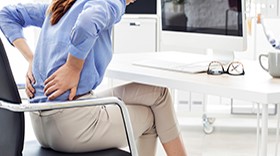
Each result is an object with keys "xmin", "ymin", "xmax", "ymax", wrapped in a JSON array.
[
  {"xmin": 0, "ymin": 37, "xmax": 24, "ymax": 156},
  {"xmin": 0, "ymin": 38, "xmax": 21, "ymax": 104}
]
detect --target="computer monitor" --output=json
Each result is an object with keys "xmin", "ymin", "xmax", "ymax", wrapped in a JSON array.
[{"xmin": 160, "ymin": 0, "xmax": 247, "ymax": 63}]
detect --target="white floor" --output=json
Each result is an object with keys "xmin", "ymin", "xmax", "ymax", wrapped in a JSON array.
[
  {"xmin": 157, "ymin": 126, "xmax": 278, "ymax": 156},
  {"xmin": 157, "ymin": 114, "xmax": 280, "ymax": 156}
]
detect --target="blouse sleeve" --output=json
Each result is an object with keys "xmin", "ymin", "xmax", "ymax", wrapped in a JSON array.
[
  {"xmin": 0, "ymin": 3, "xmax": 49, "ymax": 43},
  {"xmin": 67, "ymin": 0, "xmax": 126, "ymax": 60}
]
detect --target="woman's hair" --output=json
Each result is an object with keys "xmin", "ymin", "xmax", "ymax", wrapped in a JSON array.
[{"xmin": 48, "ymin": 0, "xmax": 76, "ymax": 25}]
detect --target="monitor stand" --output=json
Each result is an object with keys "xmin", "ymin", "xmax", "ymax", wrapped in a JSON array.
[{"xmin": 206, "ymin": 49, "xmax": 235, "ymax": 65}]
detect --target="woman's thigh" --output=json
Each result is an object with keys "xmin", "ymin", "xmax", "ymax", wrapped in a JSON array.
[
  {"xmin": 30, "ymin": 92, "xmax": 154, "ymax": 153},
  {"xmin": 95, "ymin": 82, "xmax": 166, "ymax": 106}
]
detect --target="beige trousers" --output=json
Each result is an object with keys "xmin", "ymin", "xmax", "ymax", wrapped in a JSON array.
[{"xmin": 30, "ymin": 82, "xmax": 180, "ymax": 156}]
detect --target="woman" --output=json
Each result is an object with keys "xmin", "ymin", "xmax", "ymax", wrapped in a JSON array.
[{"xmin": 0, "ymin": 0, "xmax": 187, "ymax": 155}]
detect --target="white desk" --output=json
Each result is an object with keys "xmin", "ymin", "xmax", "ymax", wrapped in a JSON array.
[{"xmin": 106, "ymin": 51, "xmax": 280, "ymax": 156}]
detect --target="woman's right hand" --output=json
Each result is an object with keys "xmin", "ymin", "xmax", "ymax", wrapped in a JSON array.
[{"xmin": 25, "ymin": 63, "xmax": 36, "ymax": 99}]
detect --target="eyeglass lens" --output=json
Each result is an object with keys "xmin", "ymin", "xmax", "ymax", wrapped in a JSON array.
[
  {"xmin": 207, "ymin": 61, "xmax": 224, "ymax": 75},
  {"xmin": 227, "ymin": 62, "xmax": 244, "ymax": 75}
]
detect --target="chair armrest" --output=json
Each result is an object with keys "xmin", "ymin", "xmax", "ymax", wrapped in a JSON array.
[
  {"xmin": 0, "ymin": 97, "xmax": 138, "ymax": 156},
  {"xmin": 0, "ymin": 97, "xmax": 120, "ymax": 112}
]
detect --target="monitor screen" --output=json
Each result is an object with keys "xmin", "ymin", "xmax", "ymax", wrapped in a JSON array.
[
  {"xmin": 160, "ymin": 0, "xmax": 247, "ymax": 63},
  {"xmin": 125, "ymin": 0, "xmax": 156, "ymax": 14}
]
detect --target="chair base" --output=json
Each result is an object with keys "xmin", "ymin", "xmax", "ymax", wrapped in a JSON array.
[{"xmin": 23, "ymin": 140, "xmax": 131, "ymax": 156}]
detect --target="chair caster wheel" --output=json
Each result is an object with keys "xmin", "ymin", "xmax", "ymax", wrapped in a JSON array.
[
  {"xmin": 203, "ymin": 124, "xmax": 215, "ymax": 134},
  {"xmin": 202, "ymin": 114, "xmax": 215, "ymax": 134}
]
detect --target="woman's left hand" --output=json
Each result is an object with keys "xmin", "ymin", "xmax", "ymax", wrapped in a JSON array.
[
  {"xmin": 44, "ymin": 54, "xmax": 84, "ymax": 100},
  {"xmin": 26, "ymin": 62, "xmax": 36, "ymax": 99}
]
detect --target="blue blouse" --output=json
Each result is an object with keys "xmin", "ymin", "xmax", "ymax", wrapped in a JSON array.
[{"xmin": 0, "ymin": 0, "xmax": 126, "ymax": 102}]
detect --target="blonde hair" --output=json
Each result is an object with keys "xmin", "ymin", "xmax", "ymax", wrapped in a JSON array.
[{"xmin": 48, "ymin": 0, "xmax": 76, "ymax": 25}]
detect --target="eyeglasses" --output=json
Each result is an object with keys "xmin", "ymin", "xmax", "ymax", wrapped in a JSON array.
[{"xmin": 207, "ymin": 61, "xmax": 245, "ymax": 76}]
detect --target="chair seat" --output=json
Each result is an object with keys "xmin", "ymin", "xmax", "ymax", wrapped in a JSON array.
[{"xmin": 23, "ymin": 141, "xmax": 131, "ymax": 156}]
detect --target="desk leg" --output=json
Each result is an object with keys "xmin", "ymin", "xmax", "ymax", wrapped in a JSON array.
[
  {"xmin": 256, "ymin": 103, "xmax": 260, "ymax": 156},
  {"xmin": 275, "ymin": 104, "xmax": 280, "ymax": 156},
  {"xmin": 261, "ymin": 104, "xmax": 268, "ymax": 156}
]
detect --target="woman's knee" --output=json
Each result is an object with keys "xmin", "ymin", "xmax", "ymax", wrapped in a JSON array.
[{"xmin": 126, "ymin": 105, "xmax": 155, "ymax": 138}]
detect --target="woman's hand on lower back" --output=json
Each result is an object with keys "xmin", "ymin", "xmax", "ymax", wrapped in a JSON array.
[
  {"xmin": 11, "ymin": 38, "xmax": 35, "ymax": 99},
  {"xmin": 44, "ymin": 54, "xmax": 84, "ymax": 100},
  {"xmin": 25, "ymin": 63, "xmax": 36, "ymax": 99}
]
